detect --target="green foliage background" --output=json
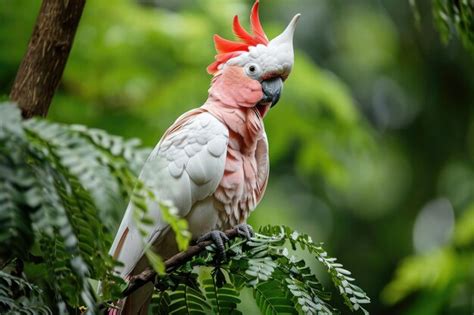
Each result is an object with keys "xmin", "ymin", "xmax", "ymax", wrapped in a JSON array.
[{"xmin": 1, "ymin": 0, "xmax": 474, "ymax": 314}]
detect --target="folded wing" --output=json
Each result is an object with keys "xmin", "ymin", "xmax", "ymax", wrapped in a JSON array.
[{"xmin": 109, "ymin": 110, "xmax": 229, "ymax": 277}]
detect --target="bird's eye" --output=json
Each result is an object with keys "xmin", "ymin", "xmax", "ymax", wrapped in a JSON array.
[{"xmin": 245, "ymin": 63, "xmax": 260, "ymax": 77}]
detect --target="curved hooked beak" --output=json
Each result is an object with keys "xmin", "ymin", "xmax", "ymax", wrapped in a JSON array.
[{"xmin": 261, "ymin": 77, "xmax": 283, "ymax": 107}]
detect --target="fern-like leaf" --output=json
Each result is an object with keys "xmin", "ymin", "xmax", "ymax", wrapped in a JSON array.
[
  {"xmin": 0, "ymin": 271, "xmax": 52, "ymax": 315},
  {"xmin": 253, "ymin": 280, "xmax": 297, "ymax": 315},
  {"xmin": 203, "ymin": 278, "xmax": 242, "ymax": 315},
  {"xmin": 259, "ymin": 225, "xmax": 371, "ymax": 314},
  {"xmin": 166, "ymin": 284, "xmax": 210, "ymax": 315},
  {"xmin": 149, "ymin": 291, "xmax": 171, "ymax": 315}
]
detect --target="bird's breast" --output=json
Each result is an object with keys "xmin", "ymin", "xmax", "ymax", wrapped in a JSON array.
[
  {"xmin": 201, "ymin": 103, "xmax": 270, "ymax": 228},
  {"xmin": 213, "ymin": 129, "xmax": 269, "ymax": 228}
]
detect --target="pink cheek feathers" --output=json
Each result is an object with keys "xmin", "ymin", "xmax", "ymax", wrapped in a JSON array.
[{"xmin": 209, "ymin": 66, "xmax": 263, "ymax": 108}]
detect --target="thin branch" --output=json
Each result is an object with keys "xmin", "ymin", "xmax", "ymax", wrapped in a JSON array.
[{"xmin": 121, "ymin": 227, "xmax": 240, "ymax": 298}]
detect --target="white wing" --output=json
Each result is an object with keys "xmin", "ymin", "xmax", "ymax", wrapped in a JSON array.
[{"xmin": 109, "ymin": 111, "xmax": 228, "ymax": 276}]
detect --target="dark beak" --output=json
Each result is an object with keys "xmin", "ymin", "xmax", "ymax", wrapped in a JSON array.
[{"xmin": 261, "ymin": 77, "xmax": 283, "ymax": 107}]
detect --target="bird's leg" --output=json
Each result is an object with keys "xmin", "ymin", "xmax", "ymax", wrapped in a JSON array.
[
  {"xmin": 197, "ymin": 230, "xmax": 230, "ymax": 261},
  {"xmin": 235, "ymin": 223, "xmax": 254, "ymax": 240}
]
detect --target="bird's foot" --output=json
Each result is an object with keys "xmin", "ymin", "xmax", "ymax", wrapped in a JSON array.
[
  {"xmin": 197, "ymin": 230, "xmax": 229, "ymax": 261},
  {"xmin": 235, "ymin": 223, "xmax": 254, "ymax": 240}
]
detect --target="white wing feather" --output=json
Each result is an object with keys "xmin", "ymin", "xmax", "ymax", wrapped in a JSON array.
[{"xmin": 109, "ymin": 112, "xmax": 228, "ymax": 276}]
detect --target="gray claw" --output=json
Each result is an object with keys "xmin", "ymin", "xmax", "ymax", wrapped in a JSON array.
[
  {"xmin": 236, "ymin": 223, "xmax": 254, "ymax": 240},
  {"xmin": 197, "ymin": 230, "xmax": 229, "ymax": 261}
]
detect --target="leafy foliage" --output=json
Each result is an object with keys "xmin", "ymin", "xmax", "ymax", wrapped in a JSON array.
[
  {"xmin": 203, "ymin": 278, "xmax": 241, "ymax": 315},
  {"xmin": 150, "ymin": 225, "xmax": 370, "ymax": 315},
  {"xmin": 0, "ymin": 102, "xmax": 187, "ymax": 312},
  {"xmin": 432, "ymin": 0, "xmax": 474, "ymax": 51},
  {"xmin": 0, "ymin": 271, "xmax": 51, "ymax": 314},
  {"xmin": 3, "ymin": 0, "xmax": 474, "ymax": 314},
  {"xmin": 158, "ymin": 284, "xmax": 210, "ymax": 315},
  {"xmin": 412, "ymin": 0, "xmax": 474, "ymax": 52},
  {"xmin": 382, "ymin": 202, "xmax": 474, "ymax": 314}
]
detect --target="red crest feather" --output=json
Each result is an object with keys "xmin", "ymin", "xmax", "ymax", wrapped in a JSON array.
[{"xmin": 207, "ymin": 0, "xmax": 269, "ymax": 74}]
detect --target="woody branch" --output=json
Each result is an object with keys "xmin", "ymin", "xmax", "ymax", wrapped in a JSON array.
[{"xmin": 120, "ymin": 227, "xmax": 241, "ymax": 298}]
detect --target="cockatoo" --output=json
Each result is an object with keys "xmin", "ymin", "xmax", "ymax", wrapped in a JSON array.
[{"xmin": 108, "ymin": 1, "xmax": 300, "ymax": 313}]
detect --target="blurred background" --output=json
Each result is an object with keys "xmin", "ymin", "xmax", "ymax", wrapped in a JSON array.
[{"xmin": 1, "ymin": 0, "xmax": 473, "ymax": 314}]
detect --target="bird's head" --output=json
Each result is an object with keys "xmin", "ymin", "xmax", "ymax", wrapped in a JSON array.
[{"xmin": 207, "ymin": 0, "xmax": 300, "ymax": 117}]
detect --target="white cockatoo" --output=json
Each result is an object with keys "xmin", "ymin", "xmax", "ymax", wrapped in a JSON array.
[{"xmin": 108, "ymin": 1, "xmax": 299, "ymax": 313}]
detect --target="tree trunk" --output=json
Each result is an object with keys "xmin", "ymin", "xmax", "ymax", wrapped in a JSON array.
[{"xmin": 9, "ymin": 0, "xmax": 86, "ymax": 118}]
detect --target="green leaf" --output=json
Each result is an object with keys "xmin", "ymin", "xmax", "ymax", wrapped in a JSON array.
[
  {"xmin": 252, "ymin": 280, "xmax": 296, "ymax": 315},
  {"xmin": 167, "ymin": 284, "xmax": 210, "ymax": 315},
  {"xmin": 203, "ymin": 278, "xmax": 241, "ymax": 315},
  {"xmin": 146, "ymin": 249, "xmax": 166, "ymax": 275},
  {"xmin": 160, "ymin": 202, "xmax": 191, "ymax": 252},
  {"xmin": 0, "ymin": 270, "xmax": 52, "ymax": 314}
]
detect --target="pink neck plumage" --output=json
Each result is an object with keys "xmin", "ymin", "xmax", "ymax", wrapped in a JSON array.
[{"xmin": 202, "ymin": 65, "xmax": 268, "ymax": 154}]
